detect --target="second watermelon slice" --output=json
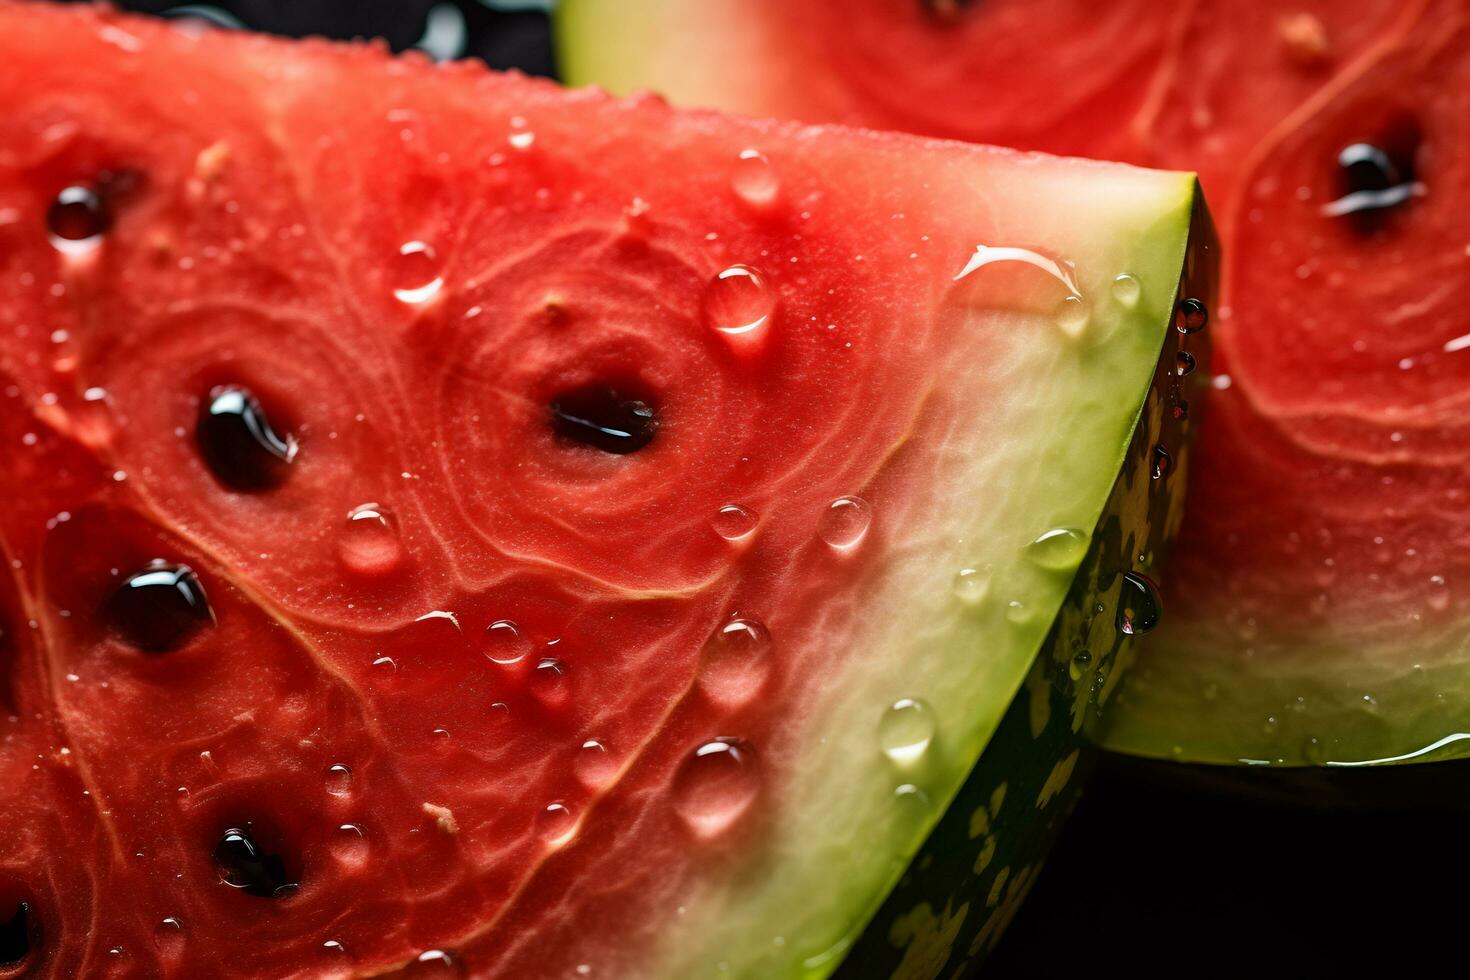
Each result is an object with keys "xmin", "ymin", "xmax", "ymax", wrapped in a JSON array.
[{"xmin": 0, "ymin": 4, "xmax": 1211, "ymax": 976}]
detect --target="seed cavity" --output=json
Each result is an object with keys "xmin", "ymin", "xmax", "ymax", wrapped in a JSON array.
[
  {"xmin": 214, "ymin": 826, "xmax": 296, "ymax": 898},
  {"xmin": 549, "ymin": 385, "xmax": 658, "ymax": 455},
  {"xmin": 0, "ymin": 901, "xmax": 31, "ymax": 967},
  {"xmin": 109, "ymin": 561, "xmax": 214, "ymax": 653},
  {"xmin": 197, "ymin": 385, "xmax": 298, "ymax": 491}
]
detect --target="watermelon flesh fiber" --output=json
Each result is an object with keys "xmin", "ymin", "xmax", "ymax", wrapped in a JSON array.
[
  {"xmin": 560, "ymin": 0, "xmax": 1470, "ymax": 767},
  {"xmin": 0, "ymin": 4, "xmax": 1203, "ymax": 976}
]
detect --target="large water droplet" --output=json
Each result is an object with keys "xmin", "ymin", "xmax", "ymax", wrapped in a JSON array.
[
  {"xmin": 197, "ymin": 385, "xmax": 297, "ymax": 491},
  {"xmin": 878, "ymin": 698, "xmax": 936, "ymax": 764},
  {"xmin": 1427, "ymin": 574, "xmax": 1451, "ymax": 613},
  {"xmin": 324, "ymin": 763, "xmax": 352, "ymax": 798},
  {"xmin": 702, "ymin": 265, "xmax": 775, "ymax": 340},
  {"xmin": 329, "ymin": 824, "xmax": 368, "ymax": 866},
  {"xmin": 48, "ymin": 185, "xmax": 108, "ymax": 255},
  {"xmin": 1174, "ymin": 298, "xmax": 1208, "ymax": 334},
  {"xmin": 697, "ymin": 616, "xmax": 772, "ymax": 708},
  {"xmin": 1118, "ymin": 572, "xmax": 1162, "ymax": 636},
  {"xmin": 537, "ymin": 802, "xmax": 576, "ymax": 845},
  {"xmin": 1025, "ymin": 528, "xmax": 1088, "ymax": 570},
  {"xmin": 952, "ymin": 567, "xmax": 991, "ymax": 606},
  {"xmin": 712, "ymin": 503, "xmax": 758, "ymax": 541},
  {"xmin": 337, "ymin": 503, "xmax": 404, "ymax": 578},
  {"xmin": 672, "ymin": 738, "xmax": 759, "ymax": 839},
  {"xmin": 1111, "ymin": 273, "xmax": 1142, "ymax": 309},
  {"xmin": 573, "ymin": 739, "xmax": 618, "ymax": 790},
  {"xmin": 731, "ymin": 148, "xmax": 780, "ymax": 209},
  {"xmin": 108, "ymin": 561, "xmax": 215, "ymax": 653},
  {"xmin": 818, "ymin": 496, "xmax": 872, "ymax": 552},
  {"xmin": 483, "ymin": 620, "xmax": 531, "ymax": 665},
  {"xmin": 392, "ymin": 241, "xmax": 444, "ymax": 304}
]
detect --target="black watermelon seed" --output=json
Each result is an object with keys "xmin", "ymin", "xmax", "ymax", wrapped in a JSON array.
[
  {"xmin": 109, "ymin": 561, "xmax": 214, "ymax": 653},
  {"xmin": 46, "ymin": 185, "xmax": 109, "ymax": 244},
  {"xmin": 1175, "ymin": 298, "xmax": 1208, "ymax": 334},
  {"xmin": 1338, "ymin": 142, "xmax": 1402, "ymax": 195},
  {"xmin": 0, "ymin": 901, "xmax": 30, "ymax": 967},
  {"xmin": 215, "ymin": 827, "xmax": 295, "ymax": 898},
  {"xmin": 197, "ymin": 385, "xmax": 298, "ymax": 491},
  {"xmin": 550, "ymin": 385, "xmax": 658, "ymax": 455}
]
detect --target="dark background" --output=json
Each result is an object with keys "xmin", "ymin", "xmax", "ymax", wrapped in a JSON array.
[{"xmin": 63, "ymin": 1, "xmax": 1467, "ymax": 975}]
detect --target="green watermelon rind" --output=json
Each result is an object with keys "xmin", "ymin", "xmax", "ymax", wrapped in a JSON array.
[{"xmin": 830, "ymin": 188, "xmax": 1216, "ymax": 979}]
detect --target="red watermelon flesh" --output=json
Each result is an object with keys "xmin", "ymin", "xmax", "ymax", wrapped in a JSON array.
[
  {"xmin": 560, "ymin": 0, "xmax": 1470, "ymax": 766},
  {"xmin": 0, "ymin": 4, "xmax": 1202, "ymax": 976}
]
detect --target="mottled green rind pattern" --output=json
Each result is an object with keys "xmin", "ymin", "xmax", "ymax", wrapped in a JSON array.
[{"xmin": 835, "ymin": 191, "xmax": 1216, "ymax": 979}]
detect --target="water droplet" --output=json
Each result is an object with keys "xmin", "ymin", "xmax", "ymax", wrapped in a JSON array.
[
  {"xmin": 48, "ymin": 185, "xmax": 108, "ymax": 254},
  {"xmin": 370, "ymin": 655, "xmax": 398, "ymax": 683},
  {"xmin": 1118, "ymin": 572, "xmax": 1162, "ymax": 636},
  {"xmin": 1005, "ymin": 599, "xmax": 1031, "ymax": 624},
  {"xmin": 483, "ymin": 620, "xmax": 531, "ymax": 665},
  {"xmin": 324, "ymin": 763, "xmax": 352, "ymax": 798},
  {"xmin": 1171, "ymin": 400, "xmax": 1190, "ymax": 420},
  {"xmin": 1025, "ymin": 528, "xmax": 1088, "ymax": 571},
  {"xmin": 702, "ymin": 265, "xmax": 775, "ymax": 340},
  {"xmin": 509, "ymin": 129, "xmax": 536, "ymax": 151},
  {"xmin": 1175, "ymin": 298, "xmax": 1208, "ymax": 334},
  {"xmin": 712, "ymin": 503, "xmax": 758, "ymax": 541},
  {"xmin": 952, "ymin": 567, "xmax": 991, "ymax": 606},
  {"xmin": 891, "ymin": 782, "xmax": 932, "ymax": 821},
  {"xmin": 338, "ymin": 503, "xmax": 404, "ymax": 578},
  {"xmin": 878, "ymin": 699, "xmax": 936, "ymax": 764},
  {"xmin": 413, "ymin": 949, "xmax": 459, "ymax": 973},
  {"xmin": 197, "ymin": 384, "xmax": 297, "ymax": 491},
  {"xmin": 550, "ymin": 385, "xmax": 658, "ymax": 454},
  {"xmin": 329, "ymin": 824, "xmax": 368, "ymax": 866},
  {"xmin": 672, "ymin": 738, "xmax": 759, "ymax": 839},
  {"xmin": 731, "ymin": 148, "xmax": 779, "ymax": 209},
  {"xmin": 1302, "ymin": 736, "xmax": 1328, "ymax": 765},
  {"xmin": 537, "ymin": 802, "xmax": 576, "ymax": 845},
  {"xmin": 1068, "ymin": 650, "xmax": 1093, "ymax": 682},
  {"xmin": 1175, "ymin": 351, "xmax": 1197, "ymax": 377},
  {"xmin": 818, "ymin": 496, "xmax": 872, "ymax": 551},
  {"xmin": 1152, "ymin": 445, "xmax": 1172, "ymax": 481},
  {"xmin": 392, "ymin": 241, "xmax": 444, "ymax": 304},
  {"xmin": 1427, "ymin": 575, "xmax": 1450, "ymax": 613},
  {"xmin": 322, "ymin": 939, "xmax": 348, "ymax": 957},
  {"xmin": 1054, "ymin": 295, "xmax": 1089, "ymax": 339},
  {"xmin": 697, "ymin": 616, "xmax": 772, "ymax": 708},
  {"xmin": 1111, "ymin": 273, "xmax": 1141, "ymax": 309},
  {"xmin": 573, "ymin": 739, "xmax": 618, "ymax": 790},
  {"xmin": 108, "ymin": 561, "xmax": 214, "ymax": 653},
  {"xmin": 153, "ymin": 917, "xmax": 185, "ymax": 959},
  {"xmin": 530, "ymin": 657, "xmax": 569, "ymax": 707}
]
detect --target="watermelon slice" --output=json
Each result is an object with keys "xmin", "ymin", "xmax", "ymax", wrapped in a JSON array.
[
  {"xmin": 0, "ymin": 4, "xmax": 1211, "ymax": 976},
  {"xmin": 560, "ymin": 0, "xmax": 1470, "ymax": 767}
]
